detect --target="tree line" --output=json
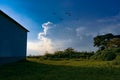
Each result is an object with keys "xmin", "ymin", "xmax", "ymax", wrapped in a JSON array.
[
  {"xmin": 43, "ymin": 48, "xmax": 94, "ymax": 60},
  {"xmin": 29, "ymin": 33, "xmax": 120, "ymax": 61}
]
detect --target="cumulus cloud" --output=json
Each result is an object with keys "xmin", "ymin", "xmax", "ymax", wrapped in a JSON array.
[
  {"xmin": 38, "ymin": 22, "xmax": 51, "ymax": 39},
  {"xmin": 27, "ymin": 40, "xmax": 54, "ymax": 56},
  {"xmin": 27, "ymin": 41, "xmax": 41, "ymax": 55},
  {"xmin": 27, "ymin": 22, "xmax": 55, "ymax": 55},
  {"xmin": 38, "ymin": 22, "xmax": 52, "ymax": 40},
  {"xmin": 27, "ymin": 13, "xmax": 120, "ymax": 56},
  {"xmin": 37, "ymin": 22, "xmax": 55, "ymax": 53}
]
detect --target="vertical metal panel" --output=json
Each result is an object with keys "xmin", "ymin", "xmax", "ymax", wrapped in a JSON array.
[{"xmin": 0, "ymin": 12, "xmax": 27, "ymax": 64}]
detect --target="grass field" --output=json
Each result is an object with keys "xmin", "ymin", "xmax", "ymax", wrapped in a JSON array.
[{"xmin": 0, "ymin": 58, "xmax": 120, "ymax": 80}]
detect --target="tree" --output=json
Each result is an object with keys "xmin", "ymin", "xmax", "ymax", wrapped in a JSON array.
[
  {"xmin": 64, "ymin": 47, "xmax": 75, "ymax": 53},
  {"xmin": 94, "ymin": 33, "xmax": 120, "ymax": 50},
  {"xmin": 108, "ymin": 38, "xmax": 120, "ymax": 48},
  {"xmin": 94, "ymin": 33, "xmax": 113, "ymax": 50},
  {"xmin": 64, "ymin": 47, "xmax": 75, "ymax": 58}
]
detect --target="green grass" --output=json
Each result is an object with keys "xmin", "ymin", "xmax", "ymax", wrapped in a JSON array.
[{"xmin": 0, "ymin": 58, "xmax": 120, "ymax": 80}]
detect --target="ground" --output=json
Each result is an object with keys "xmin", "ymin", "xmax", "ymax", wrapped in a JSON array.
[{"xmin": 0, "ymin": 58, "xmax": 120, "ymax": 80}]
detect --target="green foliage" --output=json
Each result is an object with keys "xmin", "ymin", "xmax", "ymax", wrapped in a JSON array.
[
  {"xmin": 101, "ymin": 49, "xmax": 116, "ymax": 61},
  {"xmin": 91, "ymin": 48, "xmax": 120, "ymax": 61},
  {"xmin": 112, "ymin": 55, "xmax": 120, "ymax": 65},
  {"xmin": 94, "ymin": 33, "xmax": 120, "ymax": 50},
  {"xmin": 108, "ymin": 38, "xmax": 120, "ymax": 48},
  {"xmin": 90, "ymin": 50, "xmax": 102, "ymax": 60},
  {"xmin": 43, "ymin": 48, "xmax": 94, "ymax": 60},
  {"xmin": 94, "ymin": 33, "xmax": 114, "ymax": 50},
  {"xmin": 92, "ymin": 33, "xmax": 120, "ymax": 61}
]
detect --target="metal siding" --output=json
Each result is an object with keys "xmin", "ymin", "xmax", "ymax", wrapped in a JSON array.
[
  {"xmin": 0, "ymin": 57, "xmax": 26, "ymax": 64},
  {"xmin": 0, "ymin": 13, "xmax": 27, "ymax": 64}
]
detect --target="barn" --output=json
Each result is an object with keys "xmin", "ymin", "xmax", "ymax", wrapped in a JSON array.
[{"xmin": 0, "ymin": 10, "xmax": 29, "ymax": 64}]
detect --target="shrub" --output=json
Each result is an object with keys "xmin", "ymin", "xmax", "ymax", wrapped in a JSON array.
[
  {"xmin": 91, "ymin": 49, "xmax": 117, "ymax": 61},
  {"xmin": 112, "ymin": 55, "xmax": 120, "ymax": 65},
  {"xmin": 101, "ymin": 49, "xmax": 116, "ymax": 61},
  {"xmin": 42, "ymin": 48, "xmax": 94, "ymax": 60}
]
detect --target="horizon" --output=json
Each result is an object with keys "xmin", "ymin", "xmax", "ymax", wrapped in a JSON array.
[{"xmin": 0, "ymin": 0, "xmax": 120, "ymax": 55}]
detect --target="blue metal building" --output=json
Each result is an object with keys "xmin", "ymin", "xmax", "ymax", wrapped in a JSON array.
[{"xmin": 0, "ymin": 10, "xmax": 29, "ymax": 64}]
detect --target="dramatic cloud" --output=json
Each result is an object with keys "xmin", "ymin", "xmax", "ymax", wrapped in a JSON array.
[
  {"xmin": 27, "ymin": 22, "xmax": 55, "ymax": 55},
  {"xmin": 38, "ymin": 22, "xmax": 51, "ymax": 39},
  {"xmin": 38, "ymin": 22, "xmax": 52, "ymax": 40},
  {"xmin": 27, "ymin": 40, "xmax": 54, "ymax": 56},
  {"xmin": 27, "ymin": 13, "xmax": 120, "ymax": 56}
]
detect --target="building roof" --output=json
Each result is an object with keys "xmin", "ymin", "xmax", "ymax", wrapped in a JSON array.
[{"xmin": 0, "ymin": 10, "xmax": 29, "ymax": 32}]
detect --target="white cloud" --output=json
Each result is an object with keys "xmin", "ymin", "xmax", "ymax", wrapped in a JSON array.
[
  {"xmin": 27, "ymin": 22, "xmax": 55, "ymax": 55},
  {"xmin": 37, "ymin": 22, "xmax": 54, "ymax": 53},
  {"xmin": 27, "ymin": 40, "xmax": 54, "ymax": 56},
  {"xmin": 27, "ymin": 41, "xmax": 40, "ymax": 56},
  {"xmin": 76, "ymin": 27, "xmax": 86, "ymax": 36},
  {"xmin": 27, "ymin": 13, "xmax": 120, "ymax": 56},
  {"xmin": 38, "ymin": 22, "xmax": 52, "ymax": 40},
  {"xmin": 76, "ymin": 27, "xmax": 90, "ymax": 39}
]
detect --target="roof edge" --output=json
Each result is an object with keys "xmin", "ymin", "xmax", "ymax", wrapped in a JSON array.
[{"xmin": 0, "ymin": 10, "xmax": 29, "ymax": 32}]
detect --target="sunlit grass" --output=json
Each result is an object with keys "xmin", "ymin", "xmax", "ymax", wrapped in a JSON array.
[
  {"xmin": 0, "ymin": 58, "xmax": 120, "ymax": 80},
  {"xmin": 28, "ymin": 58, "xmax": 113, "ymax": 67}
]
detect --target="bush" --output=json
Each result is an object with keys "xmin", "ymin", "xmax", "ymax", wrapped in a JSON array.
[
  {"xmin": 112, "ymin": 55, "xmax": 120, "ymax": 65},
  {"xmin": 42, "ymin": 48, "xmax": 94, "ymax": 60},
  {"xmin": 91, "ymin": 49, "xmax": 117, "ymax": 61},
  {"xmin": 90, "ymin": 50, "xmax": 101, "ymax": 60},
  {"xmin": 101, "ymin": 49, "xmax": 116, "ymax": 60}
]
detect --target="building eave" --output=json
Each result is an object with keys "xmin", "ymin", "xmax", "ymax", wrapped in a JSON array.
[{"xmin": 0, "ymin": 10, "xmax": 29, "ymax": 32}]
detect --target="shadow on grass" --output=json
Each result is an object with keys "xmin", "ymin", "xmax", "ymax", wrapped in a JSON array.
[{"xmin": 0, "ymin": 60, "xmax": 120, "ymax": 80}]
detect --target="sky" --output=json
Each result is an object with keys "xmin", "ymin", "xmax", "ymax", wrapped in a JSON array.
[{"xmin": 0, "ymin": 0, "xmax": 120, "ymax": 55}]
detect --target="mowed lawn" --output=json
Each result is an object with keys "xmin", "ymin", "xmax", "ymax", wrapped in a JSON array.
[{"xmin": 0, "ymin": 58, "xmax": 120, "ymax": 80}]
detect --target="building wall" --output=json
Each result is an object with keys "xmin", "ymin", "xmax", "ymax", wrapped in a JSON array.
[{"xmin": 0, "ymin": 14, "xmax": 27, "ymax": 64}]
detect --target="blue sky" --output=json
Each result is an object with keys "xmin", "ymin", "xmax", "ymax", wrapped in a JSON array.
[{"xmin": 0, "ymin": 0, "xmax": 120, "ymax": 55}]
